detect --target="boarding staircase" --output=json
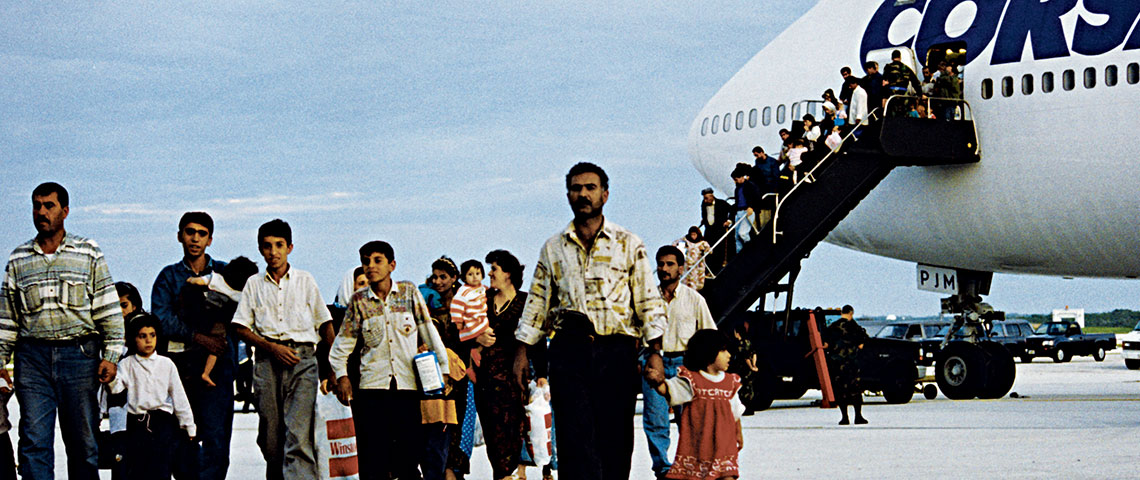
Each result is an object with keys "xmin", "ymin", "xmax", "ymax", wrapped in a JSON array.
[{"xmin": 698, "ymin": 96, "xmax": 981, "ymax": 324}]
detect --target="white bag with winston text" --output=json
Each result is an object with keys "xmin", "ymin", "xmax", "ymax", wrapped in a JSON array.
[{"xmin": 315, "ymin": 392, "xmax": 360, "ymax": 480}]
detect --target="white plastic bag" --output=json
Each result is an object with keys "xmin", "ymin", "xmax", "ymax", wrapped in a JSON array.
[
  {"xmin": 315, "ymin": 392, "xmax": 360, "ymax": 480},
  {"xmin": 524, "ymin": 382, "xmax": 553, "ymax": 466}
]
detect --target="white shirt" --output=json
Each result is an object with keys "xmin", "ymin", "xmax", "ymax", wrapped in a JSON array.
[
  {"xmin": 329, "ymin": 280, "xmax": 448, "ymax": 391},
  {"xmin": 206, "ymin": 274, "xmax": 241, "ymax": 303},
  {"xmin": 112, "ymin": 353, "xmax": 196, "ymax": 437},
  {"xmin": 232, "ymin": 267, "xmax": 332, "ymax": 344},
  {"xmin": 660, "ymin": 283, "xmax": 717, "ymax": 353},
  {"xmin": 849, "ymin": 85, "xmax": 869, "ymax": 123}
]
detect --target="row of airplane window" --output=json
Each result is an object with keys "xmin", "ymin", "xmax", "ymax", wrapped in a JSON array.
[
  {"xmin": 700, "ymin": 103, "xmax": 791, "ymax": 136},
  {"xmin": 982, "ymin": 63, "xmax": 1140, "ymax": 99}
]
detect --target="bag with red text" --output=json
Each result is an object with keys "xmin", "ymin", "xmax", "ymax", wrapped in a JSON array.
[
  {"xmin": 523, "ymin": 382, "xmax": 553, "ymax": 466},
  {"xmin": 315, "ymin": 392, "xmax": 360, "ymax": 480}
]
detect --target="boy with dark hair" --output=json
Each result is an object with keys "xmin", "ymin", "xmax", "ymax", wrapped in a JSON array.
[
  {"xmin": 151, "ymin": 210, "xmax": 233, "ymax": 479},
  {"xmin": 233, "ymin": 219, "xmax": 334, "ymax": 480},
  {"xmin": 184, "ymin": 256, "xmax": 259, "ymax": 387},
  {"xmin": 330, "ymin": 240, "xmax": 448, "ymax": 479}
]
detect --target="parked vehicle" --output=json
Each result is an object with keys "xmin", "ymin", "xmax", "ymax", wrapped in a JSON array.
[
  {"xmin": 1120, "ymin": 320, "xmax": 1140, "ymax": 369},
  {"xmin": 987, "ymin": 319, "xmax": 1035, "ymax": 361},
  {"xmin": 1023, "ymin": 320, "xmax": 1117, "ymax": 363},
  {"xmin": 739, "ymin": 308, "xmax": 921, "ymax": 410},
  {"xmin": 875, "ymin": 319, "xmax": 950, "ymax": 366}
]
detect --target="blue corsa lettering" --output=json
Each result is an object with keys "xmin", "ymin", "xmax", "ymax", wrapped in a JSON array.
[
  {"xmin": 860, "ymin": 0, "xmax": 1140, "ymax": 67},
  {"xmin": 915, "ymin": 0, "xmax": 1004, "ymax": 66},
  {"xmin": 1072, "ymin": 0, "xmax": 1140, "ymax": 55},
  {"xmin": 991, "ymin": 0, "xmax": 1075, "ymax": 65}
]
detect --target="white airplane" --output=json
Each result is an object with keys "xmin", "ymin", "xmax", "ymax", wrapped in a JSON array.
[
  {"xmin": 688, "ymin": 0, "xmax": 1140, "ymax": 280},
  {"xmin": 688, "ymin": 0, "xmax": 1140, "ymax": 400}
]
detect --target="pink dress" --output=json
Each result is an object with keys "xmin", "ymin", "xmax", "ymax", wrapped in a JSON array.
[{"xmin": 667, "ymin": 367, "xmax": 741, "ymax": 480}]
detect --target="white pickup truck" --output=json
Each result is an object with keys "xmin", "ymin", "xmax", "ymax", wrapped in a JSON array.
[{"xmin": 1121, "ymin": 320, "xmax": 1140, "ymax": 369}]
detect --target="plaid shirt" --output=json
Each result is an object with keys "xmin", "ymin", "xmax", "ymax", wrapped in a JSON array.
[
  {"xmin": 515, "ymin": 219, "xmax": 666, "ymax": 345},
  {"xmin": 0, "ymin": 233, "xmax": 125, "ymax": 363}
]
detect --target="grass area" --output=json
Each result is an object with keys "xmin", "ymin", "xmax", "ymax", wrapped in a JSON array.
[{"xmin": 1084, "ymin": 327, "xmax": 1131, "ymax": 335}]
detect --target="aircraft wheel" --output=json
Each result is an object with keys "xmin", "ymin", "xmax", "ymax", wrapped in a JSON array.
[
  {"xmin": 935, "ymin": 343, "xmax": 985, "ymax": 400},
  {"xmin": 1053, "ymin": 348, "xmax": 1069, "ymax": 363},
  {"xmin": 922, "ymin": 384, "xmax": 938, "ymax": 400},
  {"xmin": 1092, "ymin": 347, "xmax": 1106, "ymax": 362},
  {"xmin": 977, "ymin": 342, "xmax": 1016, "ymax": 399},
  {"xmin": 1126, "ymin": 359, "xmax": 1140, "ymax": 370}
]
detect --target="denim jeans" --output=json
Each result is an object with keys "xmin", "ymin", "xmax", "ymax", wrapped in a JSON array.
[
  {"xmin": 640, "ymin": 353, "xmax": 684, "ymax": 477},
  {"xmin": 170, "ymin": 337, "xmax": 235, "ymax": 480},
  {"xmin": 734, "ymin": 210, "xmax": 752, "ymax": 253},
  {"xmin": 14, "ymin": 337, "xmax": 103, "ymax": 480}
]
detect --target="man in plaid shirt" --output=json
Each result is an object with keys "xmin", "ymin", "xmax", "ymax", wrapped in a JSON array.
[{"xmin": 0, "ymin": 182, "xmax": 125, "ymax": 479}]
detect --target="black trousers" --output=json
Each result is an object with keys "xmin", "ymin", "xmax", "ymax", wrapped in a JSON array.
[
  {"xmin": 548, "ymin": 333, "xmax": 639, "ymax": 480},
  {"xmin": 125, "ymin": 411, "xmax": 179, "ymax": 480},
  {"xmin": 352, "ymin": 388, "xmax": 422, "ymax": 480}
]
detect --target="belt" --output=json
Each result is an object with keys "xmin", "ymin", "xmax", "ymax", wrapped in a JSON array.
[
  {"xmin": 23, "ymin": 334, "xmax": 98, "ymax": 347},
  {"xmin": 128, "ymin": 410, "xmax": 174, "ymax": 433},
  {"xmin": 265, "ymin": 338, "xmax": 314, "ymax": 349},
  {"xmin": 663, "ymin": 351, "xmax": 685, "ymax": 358}
]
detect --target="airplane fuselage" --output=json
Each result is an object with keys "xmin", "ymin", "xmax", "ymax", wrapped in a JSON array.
[{"xmin": 688, "ymin": 0, "xmax": 1140, "ymax": 278}]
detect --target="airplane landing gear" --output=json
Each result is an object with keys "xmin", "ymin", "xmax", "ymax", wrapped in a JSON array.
[{"xmin": 932, "ymin": 271, "xmax": 1015, "ymax": 400}]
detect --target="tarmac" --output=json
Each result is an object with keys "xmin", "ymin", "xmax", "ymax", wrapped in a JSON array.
[{"xmin": 13, "ymin": 351, "xmax": 1140, "ymax": 479}]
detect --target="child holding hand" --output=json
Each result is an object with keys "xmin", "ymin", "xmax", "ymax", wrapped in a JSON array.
[
  {"xmin": 654, "ymin": 329, "xmax": 745, "ymax": 480},
  {"xmin": 112, "ymin": 315, "xmax": 196, "ymax": 480}
]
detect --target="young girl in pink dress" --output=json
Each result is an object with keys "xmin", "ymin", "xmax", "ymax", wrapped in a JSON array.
[{"xmin": 656, "ymin": 329, "xmax": 745, "ymax": 480}]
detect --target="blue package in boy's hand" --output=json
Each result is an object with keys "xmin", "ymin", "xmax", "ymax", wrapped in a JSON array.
[{"xmin": 414, "ymin": 351, "xmax": 444, "ymax": 396}]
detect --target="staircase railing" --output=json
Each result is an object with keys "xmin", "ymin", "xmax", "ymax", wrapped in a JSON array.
[
  {"xmin": 883, "ymin": 94, "xmax": 980, "ymax": 158},
  {"xmin": 769, "ymin": 107, "xmax": 883, "ymax": 243}
]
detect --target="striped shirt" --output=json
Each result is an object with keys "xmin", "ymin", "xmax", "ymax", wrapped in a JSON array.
[
  {"xmin": 0, "ymin": 233, "xmax": 125, "ymax": 363},
  {"xmin": 515, "ymin": 219, "xmax": 667, "ymax": 345},
  {"xmin": 450, "ymin": 284, "xmax": 488, "ymax": 343}
]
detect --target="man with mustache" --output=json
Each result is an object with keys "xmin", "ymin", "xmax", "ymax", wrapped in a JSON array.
[
  {"xmin": 0, "ymin": 182, "xmax": 125, "ymax": 479},
  {"xmin": 513, "ymin": 162, "xmax": 668, "ymax": 480}
]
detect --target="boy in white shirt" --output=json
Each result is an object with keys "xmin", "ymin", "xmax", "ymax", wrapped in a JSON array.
[
  {"xmin": 233, "ymin": 219, "xmax": 334, "ymax": 480},
  {"xmin": 112, "ymin": 315, "xmax": 196, "ymax": 480}
]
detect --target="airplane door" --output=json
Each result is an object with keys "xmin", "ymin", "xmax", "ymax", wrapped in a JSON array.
[{"xmin": 865, "ymin": 47, "xmax": 920, "ymax": 80}]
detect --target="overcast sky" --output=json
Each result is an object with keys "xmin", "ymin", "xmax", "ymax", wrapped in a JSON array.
[{"xmin": 3, "ymin": 1, "xmax": 1138, "ymax": 317}]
